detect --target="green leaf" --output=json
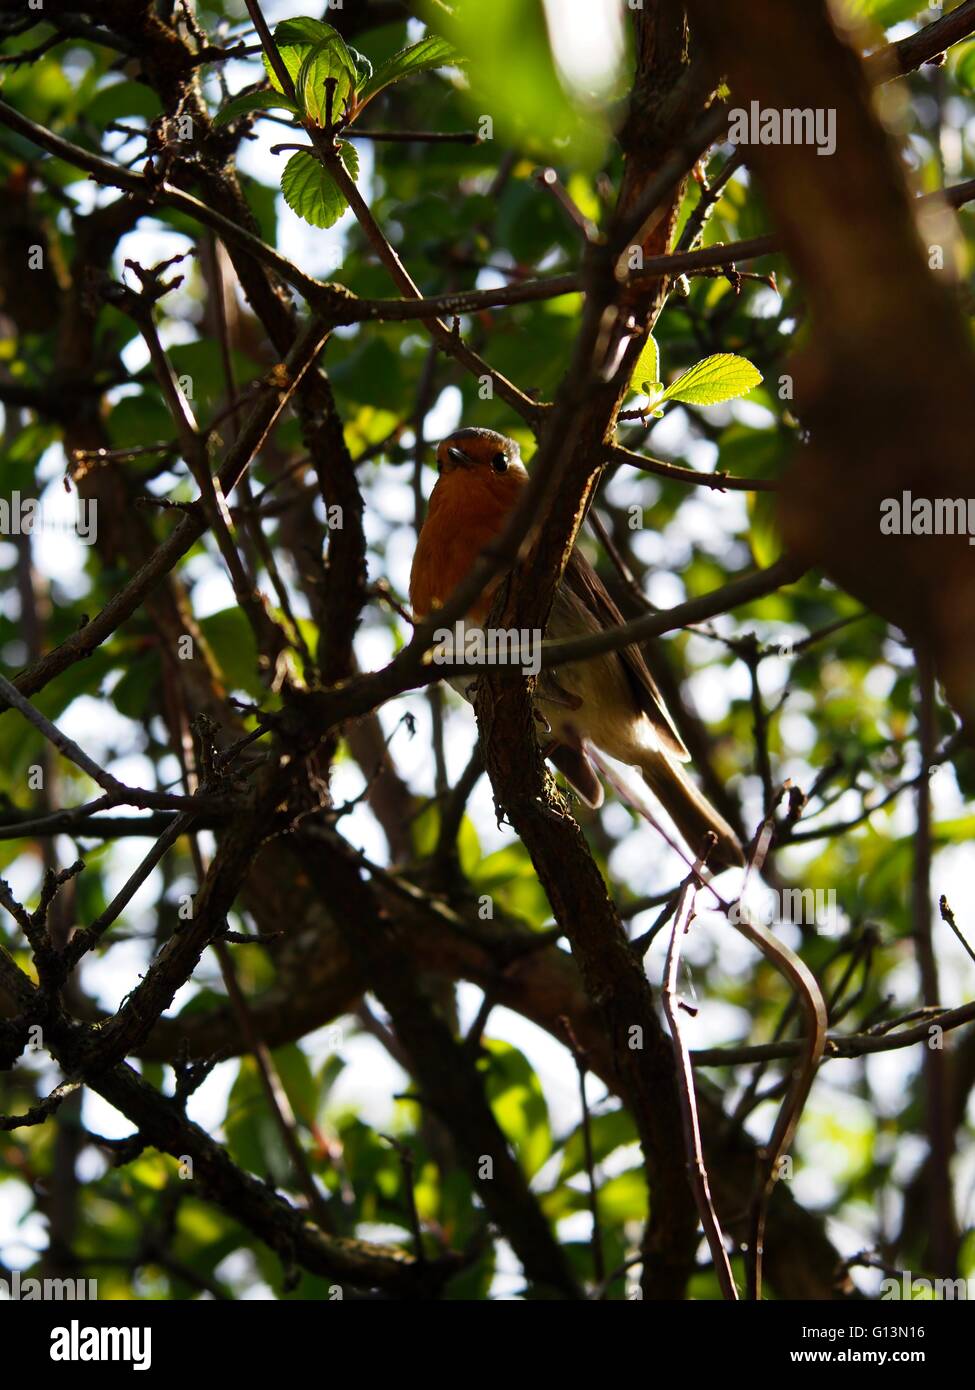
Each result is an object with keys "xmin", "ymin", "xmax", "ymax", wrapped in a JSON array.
[
  {"xmin": 226, "ymin": 1056, "xmax": 291, "ymax": 1182},
  {"xmin": 111, "ymin": 649, "xmax": 161, "ymax": 719},
  {"xmin": 262, "ymin": 43, "xmax": 309, "ymax": 97},
  {"xmin": 296, "ymin": 36, "xmax": 357, "ymax": 127},
  {"xmin": 542, "ymin": 1166, "xmax": 647, "ymax": 1224},
  {"xmin": 274, "ymin": 17, "xmax": 341, "ymax": 45},
  {"xmin": 955, "ymin": 41, "xmax": 975, "ymax": 93},
  {"xmin": 747, "ymin": 487, "xmax": 784, "ymax": 568},
  {"xmin": 281, "ymin": 144, "xmax": 358, "ymax": 229},
  {"xmin": 482, "ymin": 1039, "xmax": 551, "ymax": 1178},
  {"xmin": 593, "ymin": 1168, "xmax": 648, "ymax": 1224},
  {"xmin": 470, "ymin": 841, "xmax": 552, "ymax": 929},
  {"xmin": 556, "ymin": 1108, "xmax": 638, "ymax": 1183},
  {"xmin": 0, "ymin": 421, "xmax": 59, "ymax": 495},
  {"xmin": 213, "ymin": 88, "xmax": 299, "ymax": 129},
  {"xmin": 337, "ymin": 141, "xmax": 361, "ymax": 182},
  {"xmin": 270, "ymin": 1043, "xmax": 318, "ymax": 1128},
  {"xmin": 356, "ymin": 34, "xmax": 460, "ymax": 107},
  {"xmin": 629, "ymin": 332, "xmax": 660, "ymax": 397},
  {"xmin": 198, "ymin": 606, "xmax": 262, "ymax": 697},
  {"xmin": 84, "ymin": 80, "xmax": 160, "ymax": 126},
  {"xmin": 107, "ymin": 392, "xmax": 174, "ymax": 449},
  {"xmin": 263, "ymin": 18, "xmax": 354, "ymax": 106},
  {"xmin": 660, "ymin": 353, "xmax": 763, "ymax": 407}
]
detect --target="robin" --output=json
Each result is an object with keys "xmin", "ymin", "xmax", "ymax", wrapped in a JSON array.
[{"xmin": 409, "ymin": 427, "xmax": 745, "ymax": 871}]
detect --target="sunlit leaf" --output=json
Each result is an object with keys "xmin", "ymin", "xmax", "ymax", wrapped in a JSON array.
[
  {"xmin": 297, "ymin": 36, "xmax": 357, "ymax": 127},
  {"xmin": 356, "ymin": 35, "xmax": 461, "ymax": 108},
  {"xmin": 660, "ymin": 353, "xmax": 763, "ymax": 406},
  {"xmin": 629, "ymin": 332, "xmax": 661, "ymax": 397},
  {"xmin": 263, "ymin": 18, "xmax": 354, "ymax": 109},
  {"xmin": 280, "ymin": 143, "xmax": 358, "ymax": 229}
]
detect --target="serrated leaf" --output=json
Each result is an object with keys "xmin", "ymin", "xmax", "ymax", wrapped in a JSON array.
[
  {"xmin": 356, "ymin": 34, "xmax": 460, "ymax": 108},
  {"xmin": 338, "ymin": 141, "xmax": 359, "ymax": 181},
  {"xmin": 272, "ymin": 17, "xmax": 346, "ymax": 50},
  {"xmin": 296, "ymin": 35, "xmax": 357, "ymax": 127},
  {"xmin": 660, "ymin": 353, "xmax": 763, "ymax": 407},
  {"xmin": 213, "ymin": 87, "xmax": 298, "ymax": 129},
  {"xmin": 280, "ymin": 145, "xmax": 357, "ymax": 229},
  {"xmin": 629, "ymin": 332, "xmax": 659, "ymax": 397},
  {"xmin": 262, "ymin": 42, "xmax": 309, "ymax": 97},
  {"xmin": 263, "ymin": 18, "xmax": 354, "ymax": 104},
  {"xmin": 281, "ymin": 152, "xmax": 344, "ymax": 228}
]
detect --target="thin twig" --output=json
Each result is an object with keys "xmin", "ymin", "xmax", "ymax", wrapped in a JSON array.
[
  {"xmin": 0, "ymin": 672, "xmax": 123, "ymax": 794},
  {"xmin": 939, "ymin": 896, "xmax": 975, "ymax": 969},
  {"xmin": 380, "ymin": 1134, "xmax": 426, "ymax": 1261},
  {"xmin": 688, "ymin": 999, "xmax": 975, "ymax": 1065},
  {"xmin": 660, "ymin": 858, "xmax": 739, "ymax": 1301},
  {"xmin": 1, "ymin": 1080, "xmax": 82, "ymax": 1132},
  {"xmin": 7, "ymin": 316, "xmax": 330, "ymax": 711},
  {"xmin": 349, "ymin": 129, "xmax": 481, "ymax": 144},
  {"xmin": 914, "ymin": 646, "xmax": 956, "ymax": 1275},
  {"xmin": 724, "ymin": 798, "xmax": 828, "ymax": 1300},
  {"xmin": 558, "ymin": 1016, "xmax": 605, "ymax": 1287},
  {"xmin": 65, "ymin": 814, "xmax": 195, "ymax": 966},
  {"xmin": 607, "ymin": 441, "xmax": 778, "ymax": 492}
]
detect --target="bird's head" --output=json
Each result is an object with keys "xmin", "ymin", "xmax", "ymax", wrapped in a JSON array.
[{"xmin": 436, "ymin": 427, "xmax": 527, "ymax": 481}]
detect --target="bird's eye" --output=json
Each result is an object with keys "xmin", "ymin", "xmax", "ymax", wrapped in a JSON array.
[{"xmin": 492, "ymin": 452, "xmax": 508, "ymax": 473}]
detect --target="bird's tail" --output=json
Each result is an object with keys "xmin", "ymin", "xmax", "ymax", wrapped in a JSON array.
[{"xmin": 638, "ymin": 752, "xmax": 745, "ymax": 872}]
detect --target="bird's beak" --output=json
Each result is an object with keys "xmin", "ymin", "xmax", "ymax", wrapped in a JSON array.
[{"xmin": 447, "ymin": 445, "xmax": 472, "ymax": 468}]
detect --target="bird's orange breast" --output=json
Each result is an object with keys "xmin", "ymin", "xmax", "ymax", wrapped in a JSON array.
[{"xmin": 409, "ymin": 466, "xmax": 526, "ymax": 624}]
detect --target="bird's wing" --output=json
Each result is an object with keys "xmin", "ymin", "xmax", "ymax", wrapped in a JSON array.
[{"xmin": 560, "ymin": 546, "xmax": 690, "ymax": 762}]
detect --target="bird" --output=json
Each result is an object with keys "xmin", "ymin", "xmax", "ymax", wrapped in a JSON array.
[{"xmin": 409, "ymin": 427, "xmax": 745, "ymax": 871}]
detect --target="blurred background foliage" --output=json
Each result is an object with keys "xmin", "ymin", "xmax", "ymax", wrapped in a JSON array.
[{"xmin": 0, "ymin": 0, "xmax": 974, "ymax": 1300}]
